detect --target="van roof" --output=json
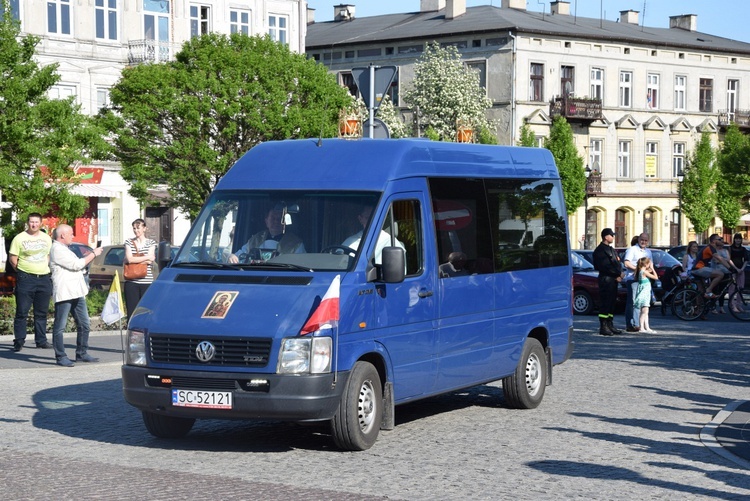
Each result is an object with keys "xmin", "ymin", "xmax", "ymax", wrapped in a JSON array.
[{"xmin": 217, "ymin": 139, "xmax": 559, "ymax": 191}]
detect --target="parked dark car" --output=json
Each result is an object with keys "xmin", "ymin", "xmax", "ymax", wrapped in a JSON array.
[
  {"xmin": 571, "ymin": 250, "xmax": 627, "ymax": 315},
  {"xmin": 616, "ymin": 248, "xmax": 682, "ymax": 300}
]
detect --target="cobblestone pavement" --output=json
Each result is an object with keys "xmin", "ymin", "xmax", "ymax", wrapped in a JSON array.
[{"xmin": 0, "ymin": 313, "xmax": 749, "ymax": 500}]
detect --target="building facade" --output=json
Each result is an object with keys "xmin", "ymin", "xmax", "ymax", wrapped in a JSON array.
[
  {"xmin": 2, "ymin": 0, "xmax": 307, "ymax": 259},
  {"xmin": 307, "ymin": 0, "xmax": 750, "ymax": 249}
]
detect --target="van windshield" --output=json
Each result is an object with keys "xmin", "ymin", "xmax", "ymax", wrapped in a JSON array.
[{"xmin": 173, "ymin": 190, "xmax": 382, "ymax": 272}]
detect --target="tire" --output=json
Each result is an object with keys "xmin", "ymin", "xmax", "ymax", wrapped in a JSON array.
[
  {"xmin": 572, "ymin": 289, "xmax": 593, "ymax": 315},
  {"xmin": 502, "ymin": 338, "xmax": 547, "ymax": 409},
  {"xmin": 671, "ymin": 289, "xmax": 705, "ymax": 321},
  {"xmin": 142, "ymin": 411, "xmax": 195, "ymax": 438},
  {"xmin": 728, "ymin": 289, "xmax": 750, "ymax": 321},
  {"xmin": 331, "ymin": 361, "xmax": 382, "ymax": 451}
]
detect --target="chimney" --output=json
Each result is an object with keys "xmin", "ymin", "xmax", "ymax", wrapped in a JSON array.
[
  {"xmin": 550, "ymin": 1, "xmax": 570, "ymax": 16},
  {"xmin": 620, "ymin": 10, "xmax": 639, "ymax": 25},
  {"xmin": 334, "ymin": 4, "xmax": 355, "ymax": 21},
  {"xmin": 307, "ymin": 7, "xmax": 315, "ymax": 25},
  {"xmin": 501, "ymin": 0, "xmax": 526, "ymax": 10},
  {"xmin": 421, "ymin": 0, "xmax": 446, "ymax": 12},
  {"xmin": 446, "ymin": 0, "xmax": 466, "ymax": 19},
  {"xmin": 669, "ymin": 14, "xmax": 698, "ymax": 32}
]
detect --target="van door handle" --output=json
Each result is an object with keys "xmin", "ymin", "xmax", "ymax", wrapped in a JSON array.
[{"xmin": 418, "ymin": 290, "xmax": 433, "ymax": 298}]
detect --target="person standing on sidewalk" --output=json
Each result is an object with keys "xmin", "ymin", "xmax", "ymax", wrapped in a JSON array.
[
  {"xmin": 49, "ymin": 224, "xmax": 104, "ymax": 367},
  {"xmin": 623, "ymin": 232, "xmax": 653, "ymax": 332},
  {"xmin": 9, "ymin": 213, "xmax": 53, "ymax": 352},
  {"xmin": 593, "ymin": 228, "xmax": 624, "ymax": 336}
]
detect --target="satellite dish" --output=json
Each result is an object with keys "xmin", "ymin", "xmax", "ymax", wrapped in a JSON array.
[{"xmin": 363, "ymin": 118, "xmax": 390, "ymax": 139}]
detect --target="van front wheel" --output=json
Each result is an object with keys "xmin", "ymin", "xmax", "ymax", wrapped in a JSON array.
[
  {"xmin": 502, "ymin": 338, "xmax": 547, "ymax": 409},
  {"xmin": 331, "ymin": 361, "xmax": 382, "ymax": 451},
  {"xmin": 142, "ymin": 411, "xmax": 195, "ymax": 438}
]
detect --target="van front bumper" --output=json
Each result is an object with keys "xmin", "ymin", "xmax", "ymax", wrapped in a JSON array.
[{"xmin": 122, "ymin": 365, "xmax": 349, "ymax": 421}]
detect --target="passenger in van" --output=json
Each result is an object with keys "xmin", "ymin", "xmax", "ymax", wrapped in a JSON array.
[
  {"xmin": 342, "ymin": 205, "xmax": 404, "ymax": 264},
  {"xmin": 439, "ymin": 252, "xmax": 469, "ymax": 278},
  {"xmin": 228, "ymin": 208, "xmax": 305, "ymax": 263}
]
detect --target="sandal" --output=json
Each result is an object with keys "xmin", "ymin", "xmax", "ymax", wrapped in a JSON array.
[{"xmin": 704, "ymin": 292, "xmax": 716, "ymax": 299}]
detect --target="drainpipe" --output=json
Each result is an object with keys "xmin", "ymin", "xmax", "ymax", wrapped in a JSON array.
[{"xmin": 509, "ymin": 31, "xmax": 517, "ymax": 145}]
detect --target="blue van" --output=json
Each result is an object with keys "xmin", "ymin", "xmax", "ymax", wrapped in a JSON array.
[{"xmin": 122, "ymin": 139, "xmax": 574, "ymax": 450}]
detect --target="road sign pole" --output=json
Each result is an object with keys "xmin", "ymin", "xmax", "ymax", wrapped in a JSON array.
[{"xmin": 369, "ymin": 65, "xmax": 375, "ymax": 138}]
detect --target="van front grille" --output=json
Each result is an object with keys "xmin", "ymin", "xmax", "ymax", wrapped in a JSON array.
[{"xmin": 149, "ymin": 335, "xmax": 272, "ymax": 368}]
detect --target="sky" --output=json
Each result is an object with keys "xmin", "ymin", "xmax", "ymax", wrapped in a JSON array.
[{"xmin": 306, "ymin": 1, "xmax": 750, "ymax": 44}]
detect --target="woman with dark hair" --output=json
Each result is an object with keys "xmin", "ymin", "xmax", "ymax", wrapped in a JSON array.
[
  {"xmin": 123, "ymin": 218, "xmax": 156, "ymax": 321},
  {"xmin": 729, "ymin": 233, "xmax": 748, "ymax": 313}
]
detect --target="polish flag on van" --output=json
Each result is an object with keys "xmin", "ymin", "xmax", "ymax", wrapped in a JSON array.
[{"xmin": 300, "ymin": 275, "xmax": 340, "ymax": 335}]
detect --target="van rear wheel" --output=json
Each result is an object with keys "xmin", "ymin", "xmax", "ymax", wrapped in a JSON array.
[
  {"xmin": 142, "ymin": 411, "xmax": 195, "ymax": 438},
  {"xmin": 502, "ymin": 338, "xmax": 547, "ymax": 409},
  {"xmin": 331, "ymin": 361, "xmax": 382, "ymax": 451}
]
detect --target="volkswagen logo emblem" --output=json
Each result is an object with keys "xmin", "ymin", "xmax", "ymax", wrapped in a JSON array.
[{"xmin": 195, "ymin": 341, "xmax": 216, "ymax": 362}]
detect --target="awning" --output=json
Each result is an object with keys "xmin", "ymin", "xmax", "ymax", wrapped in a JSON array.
[
  {"xmin": 740, "ymin": 213, "xmax": 750, "ymax": 223},
  {"xmin": 70, "ymin": 185, "xmax": 120, "ymax": 198}
]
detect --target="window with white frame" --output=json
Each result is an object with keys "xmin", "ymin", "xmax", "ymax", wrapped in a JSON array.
[
  {"xmin": 190, "ymin": 4, "xmax": 211, "ymax": 38},
  {"xmin": 535, "ymin": 136, "xmax": 545, "ymax": 148},
  {"xmin": 530, "ymin": 63, "xmax": 544, "ymax": 101},
  {"xmin": 700, "ymin": 78, "xmax": 713, "ymax": 112},
  {"xmin": 589, "ymin": 139, "xmax": 603, "ymax": 173},
  {"xmin": 672, "ymin": 142, "xmax": 686, "ymax": 178},
  {"xmin": 645, "ymin": 141, "xmax": 658, "ymax": 178},
  {"xmin": 674, "ymin": 75, "xmax": 686, "ymax": 111},
  {"xmin": 618, "ymin": 140, "xmax": 631, "ymax": 178},
  {"xmin": 95, "ymin": 0, "xmax": 117, "ymax": 40},
  {"xmin": 98, "ymin": 208, "xmax": 109, "ymax": 237},
  {"xmin": 590, "ymin": 68, "xmax": 603, "ymax": 100},
  {"xmin": 144, "ymin": 0, "xmax": 170, "ymax": 62},
  {"xmin": 727, "ymin": 79, "xmax": 739, "ymax": 118},
  {"xmin": 560, "ymin": 65, "xmax": 574, "ymax": 96},
  {"xmin": 49, "ymin": 84, "xmax": 76, "ymax": 100},
  {"xmin": 47, "ymin": 0, "xmax": 71, "ymax": 35},
  {"xmin": 95, "ymin": 87, "xmax": 110, "ymax": 112},
  {"xmin": 269, "ymin": 15, "xmax": 287, "ymax": 45},
  {"xmin": 5, "ymin": 0, "xmax": 20, "ymax": 20},
  {"xmin": 647, "ymin": 73, "xmax": 659, "ymax": 109},
  {"xmin": 230, "ymin": 9, "xmax": 251, "ymax": 35},
  {"xmin": 619, "ymin": 71, "xmax": 632, "ymax": 107}
]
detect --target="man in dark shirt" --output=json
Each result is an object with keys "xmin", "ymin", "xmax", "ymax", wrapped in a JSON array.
[{"xmin": 593, "ymin": 228, "xmax": 624, "ymax": 336}]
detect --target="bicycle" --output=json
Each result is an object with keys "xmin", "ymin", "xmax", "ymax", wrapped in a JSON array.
[
  {"xmin": 660, "ymin": 273, "xmax": 698, "ymax": 316},
  {"xmin": 672, "ymin": 271, "xmax": 750, "ymax": 321}
]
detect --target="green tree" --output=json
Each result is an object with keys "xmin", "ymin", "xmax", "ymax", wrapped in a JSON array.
[
  {"xmin": 376, "ymin": 95, "xmax": 410, "ymax": 138},
  {"xmin": 716, "ymin": 124, "xmax": 750, "ymax": 229},
  {"xmin": 682, "ymin": 132, "xmax": 717, "ymax": 238},
  {"xmin": 0, "ymin": 2, "xmax": 107, "ymax": 234},
  {"xmin": 100, "ymin": 33, "xmax": 351, "ymax": 220},
  {"xmin": 518, "ymin": 123, "xmax": 536, "ymax": 147},
  {"xmin": 402, "ymin": 43, "xmax": 494, "ymax": 142},
  {"xmin": 544, "ymin": 116, "xmax": 585, "ymax": 214}
]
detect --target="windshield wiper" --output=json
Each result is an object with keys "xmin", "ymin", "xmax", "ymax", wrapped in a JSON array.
[
  {"xmin": 249, "ymin": 262, "xmax": 313, "ymax": 272},
  {"xmin": 171, "ymin": 261, "xmax": 244, "ymax": 270}
]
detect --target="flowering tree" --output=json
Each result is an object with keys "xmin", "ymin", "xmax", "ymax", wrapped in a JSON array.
[
  {"xmin": 403, "ymin": 43, "xmax": 493, "ymax": 141},
  {"xmin": 377, "ymin": 95, "xmax": 409, "ymax": 138}
]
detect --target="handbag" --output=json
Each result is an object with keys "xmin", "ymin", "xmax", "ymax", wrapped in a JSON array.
[{"xmin": 123, "ymin": 241, "xmax": 148, "ymax": 280}]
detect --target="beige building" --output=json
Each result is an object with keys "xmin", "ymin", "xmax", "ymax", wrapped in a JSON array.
[
  {"xmin": 3, "ymin": 0, "xmax": 307, "ymax": 254},
  {"xmin": 307, "ymin": 0, "xmax": 750, "ymax": 249}
]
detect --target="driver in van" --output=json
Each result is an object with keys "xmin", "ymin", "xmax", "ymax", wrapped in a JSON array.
[{"xmin": 228, "ymin": 208, "xmax": 305, "ymax": 263}]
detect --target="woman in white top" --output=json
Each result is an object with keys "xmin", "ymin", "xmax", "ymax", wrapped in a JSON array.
[
  {"xmin": 681, "ymin": 241, "xmax": 699, "ymax": 279},
  {"xmin": 123, "ymin": 218, "xmax": 156, "ymax": 321}
]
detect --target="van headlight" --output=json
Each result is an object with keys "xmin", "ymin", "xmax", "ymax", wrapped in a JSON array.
[
  {"xmin": 278, "ymin": 336, "xmax": 332, "ymax": 374},
  {"xmin": 126, "ymin": 329, "xmax": 147, "ymax": 366}
]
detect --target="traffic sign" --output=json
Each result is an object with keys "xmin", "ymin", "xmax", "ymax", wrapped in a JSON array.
[{"xmin": 351, "ymin": 65, "xmax": 397, "ymax": 110}]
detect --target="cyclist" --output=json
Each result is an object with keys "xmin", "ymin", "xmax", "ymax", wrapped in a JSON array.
[{"xmin": 693, "ymin": 234, "xmax": 737, "ymax": 300}]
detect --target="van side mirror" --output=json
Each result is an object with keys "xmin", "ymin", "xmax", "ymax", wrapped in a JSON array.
[
  {"xmin": 380, "ymin": 246, "xmax": 405, "ymax": 283},
  {"xmin": 157, "ymin": 241, "xmax": 172, "ymax": 269}
]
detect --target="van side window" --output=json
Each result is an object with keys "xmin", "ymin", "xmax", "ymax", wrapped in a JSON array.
[
  {"xmin": 429, "ymin": 178, "xmax": 494, "ymax": 276},
  {"xmin": 379, "ymin": 200, "xmax": 422, "ymax": 276},
  {"xmin": 486, "ymin": 179, "xmax": 569, "ymax": 271}
]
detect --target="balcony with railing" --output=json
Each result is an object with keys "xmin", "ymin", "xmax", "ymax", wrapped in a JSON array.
[
  {"xmin": 586, "ymin": 173, "xmax": 601, "ymax": 196},
  {"xmin": 718, "ymin": 109, "xmax": 750, "ymax": 130},
  {"xmin": 550, "ymin": 95, "xmax": 603, "ymax": 123},
  {"xmin": 128, "ymin": 39, "xmax": 178, "ymax": 64}
]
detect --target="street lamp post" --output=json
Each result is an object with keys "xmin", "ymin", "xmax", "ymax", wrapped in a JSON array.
[
  {"xmin": 584, "ymin": 161, "xmax": 592, "ymax": 249},
  {"xmin": 677, "ymin": 167, "xmax": 684, "ymax": 246}
]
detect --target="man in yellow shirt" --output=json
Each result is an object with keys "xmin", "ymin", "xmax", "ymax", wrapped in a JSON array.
[{"xmin": 9, "ymin": 213, "xmax": 53, "ymax": 352}]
